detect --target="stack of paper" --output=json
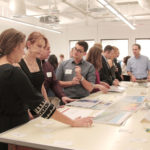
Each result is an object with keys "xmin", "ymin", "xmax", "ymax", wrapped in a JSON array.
[
  {"xmin": 94, "ymin": 96, "xmax": 145, "ymax": 125},
  {"xmin": 66, "ymin": 99, "xmax": 100, "ymax": 108},
  {"xmin": 110, "ymin": 101, "xmax": 141, "ymax": 112},
  {"xmin": 108, "ymin": 86, "xmax": 125, "ymax": 93},
  {"xmin": 121, "ymin": 96, "xmax": 145, "ymax": 103},
  {"xmin": 109, "ymin": 96, "xmax": 145, "ymax": 112},
  {"xmin": 58, "ymin": 107, "xmax": 94, "ymax": 120},
  {"xmin": 94, "ymin": 109, "xmax": 131, "ymax": 125},
  {"xmin": 91, "ymin": 100, "xmax": 113, "ymax": 110}
]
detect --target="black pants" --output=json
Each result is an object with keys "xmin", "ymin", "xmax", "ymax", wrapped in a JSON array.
[{"xmin": 123, "ymin": 75, "xmax": 130, "ymax": 81}]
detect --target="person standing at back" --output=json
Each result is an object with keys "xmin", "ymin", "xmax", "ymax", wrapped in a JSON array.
[
  {"xmin": 107, "ymin": 48, "xmax": 116, "ymax": 80},
  {"xmin": 59, "ymin": 54, "xmax": 64, "ymax": 65},
  {"xmin": 127, "ymin": 44, "xmax": 150, "ymax": 82},
  {"xmin": 122, "ymin": 56, "xmax": 131, "ymax": 81},
  {"xmin": 48, "ymin": 54, "xmax": 58, "ymax": 73}
]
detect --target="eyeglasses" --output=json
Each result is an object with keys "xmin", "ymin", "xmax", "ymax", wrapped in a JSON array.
[{"xmin": 74, "ymin": 47, "xmax": 84, "ymax": 53}]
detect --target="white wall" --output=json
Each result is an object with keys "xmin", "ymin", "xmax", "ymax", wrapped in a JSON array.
[
  {"xmin": 0, "ymin": 19, "xmax": 150, "ymax": 60},
  {"xmin": 63, "ymin": 20, "xmax": 150, "ymax": 59}
]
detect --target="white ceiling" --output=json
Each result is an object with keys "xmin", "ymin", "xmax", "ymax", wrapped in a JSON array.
[{"xmin": 0, "ymin": 0, "xmax": 150, "ymax": 29}]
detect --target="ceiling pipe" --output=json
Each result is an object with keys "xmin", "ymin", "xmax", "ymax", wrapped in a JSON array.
[
  {"xmin": 9, "ymin": 0, "xmax": 26, "ymax": 17},
  {"xmin": 138, "ymin": 0, "xmax": 150, "ymax": 10},
  {"xmin": 0, "ymin": 16, "xmax": 61, "ymax": 34}
]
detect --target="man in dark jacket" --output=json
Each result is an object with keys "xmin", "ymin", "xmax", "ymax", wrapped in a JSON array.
[{"xmin": 99, "ymin": 45, "xmax": 119, "ymax": 86}]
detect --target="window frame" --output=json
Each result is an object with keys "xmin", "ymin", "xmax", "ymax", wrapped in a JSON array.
[
  {"xmin": 100, "ymin": 38, "xmax": 129, "ymax": 61},
  {"xmin": 135, "ymin": 38, "xmax": 150, "ymax": 58}
]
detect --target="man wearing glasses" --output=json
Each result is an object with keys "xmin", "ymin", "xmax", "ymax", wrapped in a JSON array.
[{"xmin": 56, "ymin": 41, "xmax": 95, "ymax": 99}]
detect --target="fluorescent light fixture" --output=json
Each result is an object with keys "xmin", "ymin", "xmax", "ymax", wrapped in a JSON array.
[
  {"xmin": 0, "ymin": 16, "xmax": 61, "ymax": 34},
  {"xmin": 98, "ymin": 0, "xmax": 108, "ymax": 5},
  {"xmin": 97, "ymin": 0, "xmax": 136, "ymax": 30}
]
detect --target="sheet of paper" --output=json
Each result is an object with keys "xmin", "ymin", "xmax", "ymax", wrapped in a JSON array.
[
  {"xmin": 60, "ymin": 107, "xmax": 93, "ymax": 120},
  {"xmin": 66, "ymin": 99, "xmax": 100, "ymax": 108},
  {"xmin": 110, "ymin": 101, "xmax": 141, "ymax": 112},
  {"xmin": 92, "ymin": 110, "xmax": 105, "ymax": 117},
  {"xmin": 123, "ymin": 96, "xmax": 145, "ymax": 103},
  {"xmin": 94, "ymin": 110, "xmax": 131, "ymax": 125},
  {"xmin": 108, "ymin": 86, "xmax": 125, "ymax": 93},
  {"xmin": 91, "ymin": 100, "xmax": 113, "ymax": 110}
]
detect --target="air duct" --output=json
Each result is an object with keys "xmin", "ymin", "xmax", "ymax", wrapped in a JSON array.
[
  {"xmin": 9, "ymin": 0, "xmax": 26, "ymax": 17},
  {"xmin": 138, "ymin": 0, "xmax": 150, "ymax": 10}
]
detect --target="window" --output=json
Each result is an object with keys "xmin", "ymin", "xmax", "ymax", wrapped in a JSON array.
[
  {"xmin": 101, "ymin": 39, "xmax": 129, "ymax": 61},
  {"xmin": 136, "ymin": 39, "xmax": 150, "ymax": 59},
  {"xmin": 69, "ymin": 40, "xmax": 95, "ymax": 53}
]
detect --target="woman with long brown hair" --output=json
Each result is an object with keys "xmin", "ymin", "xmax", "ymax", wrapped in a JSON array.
[{"xmin": 86, "ymin": 46, "xmax": 110, "ymax": 93}]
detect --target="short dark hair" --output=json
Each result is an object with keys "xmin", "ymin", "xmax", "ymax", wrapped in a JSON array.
[
  {"xmin": 48, "ymin": 54, "xmax": 58, "ymax": 71},
  {"xmin": 133, "ymin": 43, "xmax": 141, "ymax": 50},
  {"xmin": 104, "ymin": 45, "xmax": 114, "ymax": 52},
  {"xmin": 77, "ymin": 41, "xmax": 88, "ymax": 52},
  {"xmin": 123, "ymin": 56, "xmax": 131, "ymax": 65}
]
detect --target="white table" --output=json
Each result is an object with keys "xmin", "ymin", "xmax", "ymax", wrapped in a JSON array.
[{"xmin": 1, "ymin": 82, "xmax": 150, "ymax": 150}]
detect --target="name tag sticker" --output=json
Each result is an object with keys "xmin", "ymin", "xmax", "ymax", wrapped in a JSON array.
[
  {"xmin": 65, "ymin": 69, "xmax": 72, "ymax": 74},
  {"xmin": 46, "ymin": 72, "xmax": 52, "ymax": 77}
]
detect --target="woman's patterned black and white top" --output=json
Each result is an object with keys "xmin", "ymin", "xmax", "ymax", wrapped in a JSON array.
[{"xmin": 0, "ymin": 64, "xmax": 56, "ymax": 135}]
